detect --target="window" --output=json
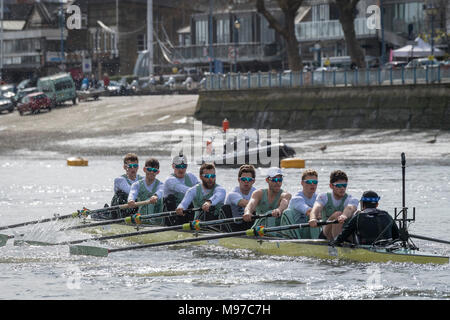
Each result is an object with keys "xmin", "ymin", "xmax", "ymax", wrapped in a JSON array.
[
  {"xmin": 195, "ymin": 19, "xmax": 208, "ymax": 44},
  {"xmin": 217, "ymin": 18, "xmax": 230, "ymax": 44},
  {"xmin": 237, "ymin": 15, "xmax": 252, "ymax": 43},
  {"xmin": 313, "ymin": 4, "xmax": 329, "ymax": 21},
  {"xmin": 260, "ymin": 15, "xmax": 275, "ymax": 43},
  {"xmin": 137, "ymin": 34, "xmax": 146, "ymax": 51}
]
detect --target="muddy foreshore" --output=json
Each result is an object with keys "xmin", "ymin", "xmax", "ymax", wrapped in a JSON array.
[{"xmin": 0, "ymin": 95, "xmax": 199, "ymax": 157}]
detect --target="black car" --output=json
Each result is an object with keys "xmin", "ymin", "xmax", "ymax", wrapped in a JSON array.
[{"xmin": 0, "ymin": 97, "xmax": 14, "ymax": 114}]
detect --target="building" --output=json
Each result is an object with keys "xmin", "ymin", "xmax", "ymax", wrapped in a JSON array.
[
  {"xmin": 67, "ymin": 0, "xmax": 196, "ymax": 80},
  {"xmin": 169, "ymin": 0, "xmax": 285, "ymax": 74},
  {"xmin": 166, "ymin": 0, "xmax": 449, "ymax": 74},
  {"xmin": 0, "ymin": 0, "xmax": 68, "ymax": 83},
  {"xmin": 297, "ymin": 0, "xmax": 448, "ymax": 68}
]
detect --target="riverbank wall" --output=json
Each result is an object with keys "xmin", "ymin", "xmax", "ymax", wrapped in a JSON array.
[{"xmin": 194, "ymin": 83, "xmax": 450, "ymax": 130}]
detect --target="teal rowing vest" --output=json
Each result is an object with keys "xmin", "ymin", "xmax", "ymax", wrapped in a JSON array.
[
  {"xmin": 193, "ymin": 184, "xmax": 223, "ymax": 220},
  {"xmin": 279, "ymin": 208, "xmax": 310, "ymax": 239},
  {"xmin": 252, "ymin": 189, "xmax": 283, "ymax": 236},
  {"xmin": 322, "ymin": 193, "xmax": 348, "ymax": 221},
  {"xmin": 136, "ymin": 179, "xmax": 164, "ymax": 225},
  {"xmin": 172, "ymin": 173, "xmax": 193, "ymax": 206},
  {"xmin": 306, "ymin": 192, "xmax": 349, "ymax": 239}
]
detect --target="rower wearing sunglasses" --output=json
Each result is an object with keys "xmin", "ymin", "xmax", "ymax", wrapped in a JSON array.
[
  {"xmin": 175, "ymin": 163, "xmax": 226, "ymax": 221},
  {"xmin": 221, "ymin": 165, "xmax": 257, "ymax": 231},
  {"xmin": 163, "ymin": 153, "xmax": 199, "ymax": 225},
  {"xmin": 308, "ymin": 170, "xmax": 359, "ymax": 240},
  {"xmin": 127, "ymin": 158, "xmax": 165, "ymax": 224},
  {"xmin": 242, "ymin": 167, "xmax": 292, "ymax": 234},
  {"xmin": 279, "ymin": 169, "xmax": 319, "ymax": 239},
  {"xmin": 109, "ymin": 153, "xmax": 144, "ymax": 218}
]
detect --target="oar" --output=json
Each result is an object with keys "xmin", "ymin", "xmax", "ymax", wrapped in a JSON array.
[
  {"xmin": 62, "ymin": 207, "xmax": 201, "ymax": 231},
  {"xmin": 0, "ymin": 211, "xmax": 83, "ymax": 232},
  {"xmin": 1, "ymin": 207, "xmax": 201, "ymax": 247},
  {"xmin": 409, "ymin": 234, "xmax": 450, "ymax": 245},
  {"xmin": 0, "ymin": 199, "xmax": 156, "ymax": 232},
  {"xmin": 27, "ymin": 213, "xmax": 271, "ymax": 247},
  {"xmin": 70, "ymin": 220, "xmax": 337, "ymax": 257}
]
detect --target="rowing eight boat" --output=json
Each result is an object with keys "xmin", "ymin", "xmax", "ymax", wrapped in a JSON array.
[{"xmin": 80, "ymin": 223, "xmax": 449, "ymax": 264}]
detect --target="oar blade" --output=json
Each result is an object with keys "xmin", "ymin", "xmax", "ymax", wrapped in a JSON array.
[
  {"xmin": 13, "ymin": 240, "xmax": 55, "ymax": 246},
  {"xmin": 0, "ymin": 234, "xmax": 9, "ymax": 247},
  {"xmin": 70, "ymin": 245, "xmax": 109, "ymax": 257}
]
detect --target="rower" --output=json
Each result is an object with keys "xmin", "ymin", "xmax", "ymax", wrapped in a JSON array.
[
  {"xmin": 222, "ymin": 164, "xmax": 257, "ymax": 232},
  {"xmin": 110, "ymin": 153, "xmax": 143, "ymax": 218},
  {"xmin": 308, "ymin": 170, "xmax": 359, "ymax": 240},
  {"xmin": 175, "ymin": 163, "xmax": 226, "ymax": 222},
  {"xmin": 163, "ymin": 152, "xmax": 199, "ymax": 225},
  {"xmin": 127, "ymin": 158, "xmax": 165, "ymax": 225},
  {"xmin": 330, "ymin": 191, "xmax": 400, "ymax": 246},
  {"xmin": 242, "ymin": 167, "xmax": 292, "ymax": 235},
  {"xmin": 280, "ymin": 169, "xmax": 319, "ymax": 239}
]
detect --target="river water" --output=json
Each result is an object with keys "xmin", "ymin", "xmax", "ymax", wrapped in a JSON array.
[{"xmin": 0, "ymin": 127, "xmax": 449, "ymax": 301}]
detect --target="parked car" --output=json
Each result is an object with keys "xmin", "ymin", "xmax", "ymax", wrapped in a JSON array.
[
  {"xmin": 0, "ymin": 97, "xmax": 14, "ymax": 114},
  {"xmin": 12, "ymin": 87, "xmax": 38, "ymax": 107},
  {"xmin": 1, "ymin": 84, "xmax": 17, "ymax": 99},
  {"xmin": 406, "ymin": 58, "xmax": 439, "ymax": 69},
  {"xmin": 384, "ymin": 61, "xmax": 408, "ymax": 69},
  {"xmin": 17, "ymin": 92, "xmax": 52, "ymax": 116},
  {"xmin": 37, "ymin": 73, "xmax": 77, "ymax": 107},
  {"xmin": 104, "ymin": 79, "xmax": 135, "ymax": 95}
]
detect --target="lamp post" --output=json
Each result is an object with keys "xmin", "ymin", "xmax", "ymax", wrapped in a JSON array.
[
  {"xmin": 208, "ymin": 0, "xmax": 213, "ymax": 73},
  {"xmin": 380, "ymin": 0, "xmax": 386, "ymax": 65},
  {"xmin": 147, "ymin": 0, "xmax": 154, "ymax": 77},
  {"xmin": 234, "ymin": 19, "xmax": 240, "ymax": 73},
  {"xmin": 58, "ymin": 0, "xmax": 65, "ymax": 70},
  {"xmin": 425, "ymin": 3, "xmax": 437, "ymax": 57},
  {"xmin": 0, "ymin": 0, "xmax": 4, "ymax": 81}
]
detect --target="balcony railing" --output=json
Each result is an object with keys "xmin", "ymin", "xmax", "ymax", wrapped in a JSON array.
[
  {"xmin": 172, "ymin": 42, "xmax": 281, "ymax": 64},
  {"xmin": 203, "ymin": 66, "xmax": 449, "ymax": 90},
  {"xmin": 296, "ymin": 18, "xmax": 377, "ymax": 41}
]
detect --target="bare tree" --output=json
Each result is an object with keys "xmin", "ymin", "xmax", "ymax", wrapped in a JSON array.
[
  {"xmin": 255, "ymin": 0, "xmax": 304, "ymax": 71},
  {"xmin": 335, "ymin": 0, "xmax": 365, "ymax": 68}
]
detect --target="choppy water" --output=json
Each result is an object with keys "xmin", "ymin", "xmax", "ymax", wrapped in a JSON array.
[{"xmin": 0, "ymin": 128, "xmax": 449, "ymax": 300}]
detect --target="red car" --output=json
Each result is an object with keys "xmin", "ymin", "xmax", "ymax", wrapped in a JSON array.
[{"xmin": 17, "ymin": 92, "xmax": 52, "ymax": 116}]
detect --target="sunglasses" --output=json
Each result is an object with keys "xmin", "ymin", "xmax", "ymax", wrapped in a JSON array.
[
  {"xmin": 240, "ymin": 177, "xmax": 254, "ymax": 182},
  {"xmin": 303, "ymin": 179, "xmax": 318, "ymax": 185},
  {"xmin": 202, "ymin": 174, "xmax": 216, "ymax": 179},
  {"xmin": 146, "ymin": 167, "xmax": 159, "ymax": 173},
  {"xmin": 333, "ymin": 183, "xmax": 347, "ymax": 188},
  {"xmin": 127, "ymin": 164, "xmax": 139, "ymax": 169},
  {"xmin": 175, "ymin": 164, "xmax": 187, "ymax": 169},
  {"xmin": 270, "ymin": 177, "xmax": 283, "ymax": 183}
]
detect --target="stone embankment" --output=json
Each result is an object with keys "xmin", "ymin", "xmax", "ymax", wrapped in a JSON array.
[{"xmin": 195, "ymin": 83, "xmax": 450, "ymax": 130}]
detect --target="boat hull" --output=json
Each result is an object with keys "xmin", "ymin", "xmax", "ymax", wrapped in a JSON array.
[{"xmin": 83, "ymin": 223, "xmax": 449, "ymax": 265}]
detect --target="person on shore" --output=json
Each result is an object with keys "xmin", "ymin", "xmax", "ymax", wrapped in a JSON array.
[
  {"xmin": 330, "ymin": 191, "xmax": 400, "ymax": 246},
  {"xmin": 221, "ymin": 164, "xmax": 257, "ymax": 231},
  {"xmin": 163, "ymin": 152, "xmax": 199, "ymax": 225},
  {"xmin": 280, "ymin": 169, "xmax": 319, "ymax": 239},
  {"xmin": 242, "ymin": 167, "xmax": 292, "ymax": 235},
  {"xmin": 103, "ymin": 73, "xmax": 110, "ymax": 89},
  {"xmin": 108, "ymin": 153, "xmax": 143, "ymax": 218},
  {"xmin": 175, "ymin": 163, "xmax": 226, "ymax": 222},
  {"xmin": 308, "ymin": 170, "xmax": 359, "ymax": 240},
  {"xmin": 127, "ymin": 158, "xmax": 164, "ymax": 224}
]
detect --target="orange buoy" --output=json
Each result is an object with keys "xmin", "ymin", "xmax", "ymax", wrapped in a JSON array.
[
  {"xmin": 67, "ymin": 157, "xmax": 89, "ymax": 166},
  {"xmin": 222, "ymin": 118, "xmax": 229, "ymax": 133}
]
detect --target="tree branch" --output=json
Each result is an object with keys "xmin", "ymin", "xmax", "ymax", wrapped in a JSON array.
[{"xmin": 256, "ymin": 0, "xmax": 288, "ymax": 38}]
